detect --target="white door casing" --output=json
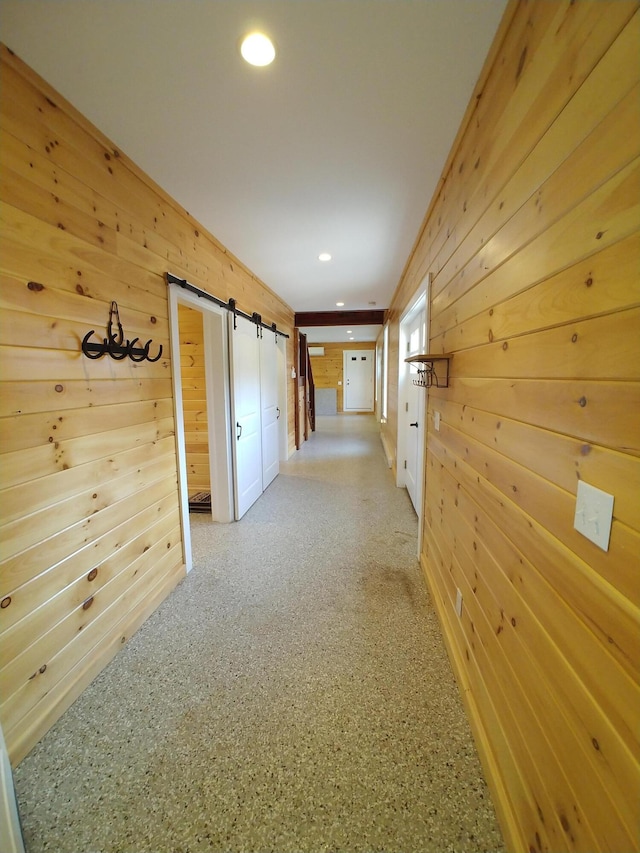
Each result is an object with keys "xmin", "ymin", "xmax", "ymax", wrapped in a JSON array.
[
  {"xmin": 343, "ymin": 350, "xmax": 375, "ymax": 411},
  {"xmin": 398, "ymin": 275, "xmax": 430, "ymax": 525},
  {"xmin": 403, "ymin": 310, "xmax": 425, "ymax": 513},
  {"xmin": 169, "ymin": 284, "xmax": 236, "ymax": 570}
]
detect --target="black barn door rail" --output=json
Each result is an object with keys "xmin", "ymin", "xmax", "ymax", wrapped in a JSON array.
[{"xmin": 166, "ymin": 272, "xmax": 289, "ymax": 339}]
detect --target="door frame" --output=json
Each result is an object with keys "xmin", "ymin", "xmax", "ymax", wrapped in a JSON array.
[
  {"xmin": 168, "ymin": 284, "xmax": 235, "ymax": 571},
  {"xmin": 169, "ymin": 283, "xmax": 289, "ymax": 558},
  {"xmin": 397, "ymin": 274, "xmax": 431, "ymax": 543},
  {"xmin": 343, "ymin": 348, "xmax": 375, "ymax": 412}
]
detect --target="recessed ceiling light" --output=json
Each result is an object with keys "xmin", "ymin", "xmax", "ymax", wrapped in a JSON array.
[
  {"xmin": 349, "ymin": 337, "xmax": 355, "ymax": 341},
  {"xmin": 346, "ymin": 330, "xmax": 352, "ymax": 334},
  {"xmin": 240, "ymin": 32, "xmax": 276, "ymax": 66},
  {"xmin": 318, "ymin": 252, "xmax": 332, "ymax": 262},
  {"xmin": 336, "ymin": 302, "xmax": 344, "ymax": 307}
]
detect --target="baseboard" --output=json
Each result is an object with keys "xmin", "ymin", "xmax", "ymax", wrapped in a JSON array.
[
  {"xmin": 379, "ymin": 430, "xmax": 394, "ymax": 468},
  {"xmin": 419, "ymin": 552, "xmax": 522, "ymax": 853}
]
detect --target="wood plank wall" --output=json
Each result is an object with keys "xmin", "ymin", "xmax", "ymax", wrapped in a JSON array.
[
  {"xmin": 0, "ymin": 44, "xmax": 295, "ymax": 765},
  {"xmin": 311, "ymin": 341, "xmax": 376, "ymax": 412},
  {"xmin": 384, "ymin": 3, "xmax": 640, "ymax": 851},
  {"xmin": 177, "ymin": 303, "xmax": 210, "ymax": 498}
]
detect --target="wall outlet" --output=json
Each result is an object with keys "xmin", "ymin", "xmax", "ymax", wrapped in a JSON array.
[
  {"xmin": 574, "ymin": 481, "xmax": 614, "ymax": 552},
  {"xmin": 455, "ymin": 588, "xmax": 463, "ymax": 618},
  {"xmin": 434, "ymin": 410, "xmax": 441, "ymax": 431}
]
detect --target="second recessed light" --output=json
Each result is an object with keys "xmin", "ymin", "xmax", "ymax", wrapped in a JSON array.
[{"xmin": 318, "ymin": 253, "xmax": 332, "ymax": 262}]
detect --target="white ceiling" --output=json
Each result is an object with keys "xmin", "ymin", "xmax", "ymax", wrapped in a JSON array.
[{"xmin": 0, "ymin": 0, "xmax": 507, "ymax": 331}]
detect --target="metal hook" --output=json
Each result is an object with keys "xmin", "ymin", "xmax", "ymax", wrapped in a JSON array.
[
  {"xmin": 145, "ymin": 341, "xmax": 163, "ymax": 362},
  {"xmin": 107, "ymin": 301, "xmax": 124, "ymax": 346},
  {"xmin": 81, "ymin": 301, "xmax": 163, "ymax": 364},
  {"xmin": 81, "ymin": 330, "xmax": 107, "ymax": 359},
  {"xmin": 128, "ymin": 338, "xmax": 147, "ymax": 362}
]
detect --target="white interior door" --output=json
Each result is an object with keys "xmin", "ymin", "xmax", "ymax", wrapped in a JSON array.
[
  {"xmin": 399, "ymin": 293, "xmax": 427, "ymax": 516},
  {"xmin": 230, "ymin": 314, "xmax": 262, "ymax": 519},
  {"xmin": 343, "ymin": 350, "xmax": 374, "ymax": 411},
  {"xmin": 404, "ymin": 371, "xmax": 422, "ymax": 509},
  {"xmin": 260, "ymin": 332, "xmax": 279, "ymax": 490},
  {"xmin": 277, "ymin": 335, "xmax": 288, "ymax": 462}
]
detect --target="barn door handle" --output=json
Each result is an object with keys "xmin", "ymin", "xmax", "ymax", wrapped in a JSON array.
[
  {"xmin": 410, "ymin": 422, "xmax": 419, "ymax": 428},
  {"xmin": 236, "ymin": 422, "xmax": 242, "ymax": 440},
  {"xmin": 276, "ymin": 407, "xmax": 281, "ymax": 420}
]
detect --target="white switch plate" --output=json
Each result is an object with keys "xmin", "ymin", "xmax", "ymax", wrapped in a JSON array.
[
  {"xmin": 574, "ymin": 481, "xmax": 614, "ymax": 552},
  {"xmin": 434, "ymin": 411, "xmax": 441, "ymax": 431},
  {"xmin": 455, "ymin": 588, "xmax": 463, "ymax": 618}
]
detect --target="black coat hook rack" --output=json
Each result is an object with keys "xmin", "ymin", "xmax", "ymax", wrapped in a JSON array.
[
  {"xmin": 405, "ymin": 354, "xmax": 453, "ymax": 388},
  {"xmin": 82, "ymin": 302, "xmax": 163, "ymax": 363}
]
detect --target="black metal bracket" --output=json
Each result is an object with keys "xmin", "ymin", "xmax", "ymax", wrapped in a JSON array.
[
  {"xmin": 252, "ymin": 312, "xmax": 262, "ymax": 337},
  {"xmin": 82, "ymin": 301, "xmax": 163, "ymax": 363},
  {"xmin": 405, "ymin": 354, "xmax": 452, "ymax": 388},
  {"xmin": 228, "ymin": 297, "xmax": 238, "ymax": 330},
  {"xmin": 165, "ymin": 273, "xmax": 290, "ymax": 338}
]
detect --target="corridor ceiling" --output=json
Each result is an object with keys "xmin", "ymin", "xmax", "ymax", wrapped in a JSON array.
[{"xmin": 0, "ymin": 0, "xmax": 507, "ymax": 327}]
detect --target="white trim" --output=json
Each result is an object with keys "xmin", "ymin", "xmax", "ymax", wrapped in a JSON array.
[
  {"xmin": 382, "ymin": 323, "xmax": 389, "ymax": 421},
  {"xmin": 168, "ymin": 285, "xmax": 236, "ymax": 572},
  {"xmin": 342, "ymin": 349, "xmax": 375, "ymax": 412},
  {"xmin": 203, "ymin": 309, "xmax": 234, "ymax": 522},
  {"xmin": 0, "ymin": 722, "xmax": 25, "ymax": 853},
  {"xmin": 380, "ymin": 431, "xmax": 394, "ymax": 468},
  {"xmin": 398, "ymin": 273, "xmax": 431, "ymax": 553},
  {"xmin": 168, "ymin": 286, "xmax": 193, "ymax": 573}
]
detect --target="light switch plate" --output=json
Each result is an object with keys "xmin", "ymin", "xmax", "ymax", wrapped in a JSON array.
[
  {"xmin": 574, "ymin": 481, "xmax": 614, "ymax": 551},
  {"xmin": 434, "ymin": 411, "xmax": 441, "ymax": 431}
]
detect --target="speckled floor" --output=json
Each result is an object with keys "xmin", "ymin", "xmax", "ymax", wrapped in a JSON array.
[{"xmin": 13, "ymin": 415, "xmax": 505, "ymax": 853}]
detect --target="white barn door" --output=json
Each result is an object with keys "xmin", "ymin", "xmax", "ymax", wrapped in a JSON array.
[
  {"xmin": 230, "ymin": 314, "xmax": 262, "ymax": 519},
  {"xmin": 260, "ymin": 332, "xmax": 280, "ymax": 490}
]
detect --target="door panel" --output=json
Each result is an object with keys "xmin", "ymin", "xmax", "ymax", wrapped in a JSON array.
[
  {"xmin": 260, "ymin": 333, "xmax": 279, "ymax": 490},
  {"xmin": 402, "ymin": 305, "xmax": 426, "ymax": 514},
  {"xmin": 405, "ymin": 374, "xmax": 421, "ymax": 509},
  {"xmin": 344, "ymin": 350, "xmax": 374, "ymax": 411},
  {"xmin": 230, "ymin": 315, "xmax": 262, "ymax": 519}
]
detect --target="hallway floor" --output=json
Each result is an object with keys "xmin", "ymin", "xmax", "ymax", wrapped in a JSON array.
[{"xmin": 13, "ymin": 415, "xmax": 505, "ymax": 853}]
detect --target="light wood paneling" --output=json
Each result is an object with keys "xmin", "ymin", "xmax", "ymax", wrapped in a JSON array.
[
  {"xmin": 384, "ymin": 3, "xmax": 640, "ymax": 851},
  {"xmin": 0, "ymin": 44, "xmax": 295, "ymax": 765},
  {"xmin": 177, "ymin": 303, "xmax": 210, "ymax": 498},
  {"xmin": 310, "ymin": 341, "xmax": 375, "ymax": 413}
]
